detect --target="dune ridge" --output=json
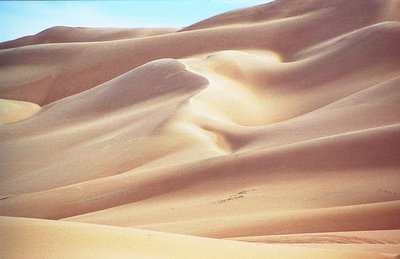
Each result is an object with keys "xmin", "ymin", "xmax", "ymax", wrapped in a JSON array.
[
  {"xmin": 1, "ymin": 0, "xmax": 399, "ymax": 258},
  {"xmin": 0, "ymin": 26, "xmax": 178, "ymax": 50}
]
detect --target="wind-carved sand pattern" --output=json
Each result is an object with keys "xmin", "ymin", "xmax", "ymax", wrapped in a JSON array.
[{"xmin": 1, "ymin": 0, "xmax": 400, "ymax": 258}]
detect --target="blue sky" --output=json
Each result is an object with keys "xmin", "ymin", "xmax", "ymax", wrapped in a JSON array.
[{"xmin": 0, "ymin": 0, "xmax": 270, "ymax": 42}]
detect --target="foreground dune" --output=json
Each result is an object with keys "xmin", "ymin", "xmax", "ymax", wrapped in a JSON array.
[
  {"xmin": 0, "ymin": 0, "xmax": 399, "ymax": 258},
  {"xmin": 0, "ymin": 216, "xmax": 394, "ymax": 259}
]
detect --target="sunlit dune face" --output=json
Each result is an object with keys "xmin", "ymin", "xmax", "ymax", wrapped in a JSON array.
[
  {"xmin": 184, "ymin": 50, "xmax": 286, "ymax": 126},
  {"xmin": 1, "ymin": 0, "xmax": 400, "ymax": 258},
  {"xmin": 0, "ymin": 99, "xmax": 41, "ymax": 124}
]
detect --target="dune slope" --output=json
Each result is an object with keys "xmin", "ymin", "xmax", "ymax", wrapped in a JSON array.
[
  {"xmin": 1, "ymin": 216, "xmax": 393, "ymax": 259},
  {"xmin": 0, "ymin": 0, "xmax": 399, "ymax": 258}
]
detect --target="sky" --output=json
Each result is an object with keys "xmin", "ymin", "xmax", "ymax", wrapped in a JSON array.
[{"xmin": 0, "ymin": 0, "xmax": 270, "ymax": 43}]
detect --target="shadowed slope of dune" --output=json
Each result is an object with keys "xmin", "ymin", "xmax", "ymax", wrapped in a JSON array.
[
  {"xmin": 0, "ymin": 26, "xmax": 178, "ymax": 50},
  {"xmin": 0, "ymin": 0, "xmax": 400, "ymax": 258},
  {"xmin": 0, "ymin": 59, "xmax": 210, "ymax": 194}
]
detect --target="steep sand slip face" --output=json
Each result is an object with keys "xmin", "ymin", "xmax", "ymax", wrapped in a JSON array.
[
  {"xmin": 0, "ymin": 216, "xmax": 392, "ymax": 259},
  {"xmin": 0, "ymin": 59, "xmax": 210, "ymax": 194},
  {"xmin": 1, "ymin": 0, "xmax": 400, "ymax": 258}
]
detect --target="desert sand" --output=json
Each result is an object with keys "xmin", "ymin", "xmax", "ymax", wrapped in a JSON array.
[{"xmin": 0, "ymin": 0, "xmax": 399, "ymax": 258}]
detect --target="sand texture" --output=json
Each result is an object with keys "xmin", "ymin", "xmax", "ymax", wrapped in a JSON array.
[{"xmin": 1, "ymin": 0, "xmax": 399, "ymax": 258}]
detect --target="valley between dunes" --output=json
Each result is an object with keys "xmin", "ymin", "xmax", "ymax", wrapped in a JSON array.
[{"xmin": 1, "ymin": 0, "xmax": 400, "ymax": 258}]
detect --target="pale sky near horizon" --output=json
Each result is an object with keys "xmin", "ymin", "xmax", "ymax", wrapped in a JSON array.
[{"xmin": 0, "ymin": 0, "xmax": 271, "ymax": 43}]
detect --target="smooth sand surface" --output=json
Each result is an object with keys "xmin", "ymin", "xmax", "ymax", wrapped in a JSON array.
[
  {"xmin": 0, "ymin": 216, "xmax": 393, "ymax": 259},
  {"xmin": 0, "ymin": 0, "xmax": 399, "ymax": 258}
]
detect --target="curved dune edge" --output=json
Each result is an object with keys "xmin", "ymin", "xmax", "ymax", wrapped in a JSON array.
[
  {"xmin": 0, "ymin": 99, "xmax": 40, "ymax": 124},
  {"xmin": 0, "ymin": 0, "xmax": 400, "ymax": 258},
  {"xmin": 0, "ymin": 216, "xmax": 393, "ymax": 259},
  {"xmin": 0, "ymin": 26, "xmax": 178, "ymax": 50}
]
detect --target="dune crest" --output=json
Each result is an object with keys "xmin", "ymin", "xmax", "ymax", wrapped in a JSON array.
[
  {"xmin": 0, "ymin": 26, "xmax": 178, "ymax": 50},
  {"xmin": 0, "ymin": 99, "xmax": 40, "ymax": 124},
  {"xmin": 1, "ymin": 0, "xmax": 399, "ymax": 258}
]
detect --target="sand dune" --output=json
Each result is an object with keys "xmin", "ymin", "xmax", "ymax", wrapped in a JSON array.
[
  {"xmin": 230, "ymin": 230, "xmax": 400, "ymax": 256},
  {"xmin": 0, "ymin": 26, "xmax": 178, "ymax": 50},
  {"xmin": 1, "ymin": 216, "xmax": 393, "ymax": 259},
  {"xmin": 0, "ymin": 99, "xmax": 40, "ymax": 124},
  {"xmin": 1, "ymin": 0, "xmax": 399, "ymax": 258}
]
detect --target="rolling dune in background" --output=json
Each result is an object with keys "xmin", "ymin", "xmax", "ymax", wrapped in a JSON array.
[{"xmin": 1, "ymin": 0, "xmax": 399, "ymax": 258}]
